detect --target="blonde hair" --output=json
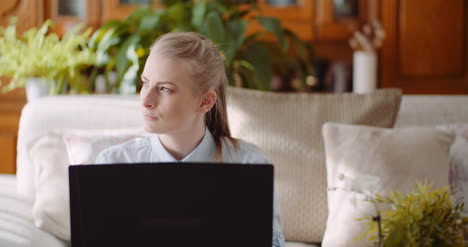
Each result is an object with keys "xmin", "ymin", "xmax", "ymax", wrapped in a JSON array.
[{"xmin": 150, "ymin": 32, "xmax": 237, "ymax": 160}]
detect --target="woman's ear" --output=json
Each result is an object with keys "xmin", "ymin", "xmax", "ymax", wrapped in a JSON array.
[{"xmin": 199, "ymin": 90, "xmax": 217, "ymax": 113}]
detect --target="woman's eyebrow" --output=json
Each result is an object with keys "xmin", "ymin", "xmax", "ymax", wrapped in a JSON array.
[
  {"xmin": 156, "ymin": 81, "xmax": 177, "ymax": 87},
  {"xmin": 141, "ymin": 75, "xmax": 150, "ymax": 82},
  {"xmin": 141, "ymin": 75, "xmax": 177, "ymax": 87}
]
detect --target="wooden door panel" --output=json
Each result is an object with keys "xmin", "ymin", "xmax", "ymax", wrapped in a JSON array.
[
  {"xmin": 381, "ymin": 0, "xmax": 468, "ymax": 94},
  {"xmin": 399, "ymin": 0, "xmax": 464, "ymax": 77}
]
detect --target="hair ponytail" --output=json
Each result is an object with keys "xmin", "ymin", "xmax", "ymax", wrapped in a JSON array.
[{"xmin": 205, "ymin": 82, "xmax": 238, "ymax": 160}]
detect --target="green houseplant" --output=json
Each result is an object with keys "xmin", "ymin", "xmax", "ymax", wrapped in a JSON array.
[
  {"xmin": 0, "ymin": 17, "xmax": 97, "ymax": 99},
  {"xmin": 359, "ymin": 182, "xmax": 467, "ymax": 247},
  {"xmin": 89, "ymin": 0, "xmax": 315, "ymax": 94}
]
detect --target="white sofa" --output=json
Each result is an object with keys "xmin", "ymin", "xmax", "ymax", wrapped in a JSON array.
[{"xmin": 1, "ymin": 89, "xmax": 468, "ymax": 247}]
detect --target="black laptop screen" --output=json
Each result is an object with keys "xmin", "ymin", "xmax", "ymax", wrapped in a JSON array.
[{"xmin": 69, "ymin": 163, "xmax": 273, "ymax": 247}]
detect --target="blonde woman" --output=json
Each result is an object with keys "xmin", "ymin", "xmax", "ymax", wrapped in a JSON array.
[{"xmin": 96, "ymin": 32, "xmax": 285, "ymax": 247}]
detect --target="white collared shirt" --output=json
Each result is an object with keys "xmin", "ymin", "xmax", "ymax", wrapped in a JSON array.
[{"xmin": 96, "ymin": 128, "xmax": 286, "ymax": 247}]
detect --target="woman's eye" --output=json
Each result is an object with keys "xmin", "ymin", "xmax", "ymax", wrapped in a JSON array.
[{"xmin": 160, "ymin": 87, "xmax": 171, "ymax": 93}]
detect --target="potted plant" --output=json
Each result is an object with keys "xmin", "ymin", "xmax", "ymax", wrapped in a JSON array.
[
  {"xmin": 0, "ymin": 17, "xmax": 97, "ymax": 101},
  {"xmin": 360, "ymin": 182, "xmax": 467, "ymax": 247},
  {"xmin": 88, "ymin": 0, "xmax": 315, "ymax": 94}
]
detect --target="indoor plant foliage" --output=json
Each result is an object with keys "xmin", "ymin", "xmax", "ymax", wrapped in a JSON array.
[
  {"xmin": 89, "ymin": 0, "xmax": 315, "ymax": 94},
  {"xmin": 0, "ymin": 18, "xmax": 97, "ymax": 95},
  {"xmin": 359, "ymin": 182, "xmax": 467, "ymax": 247}
]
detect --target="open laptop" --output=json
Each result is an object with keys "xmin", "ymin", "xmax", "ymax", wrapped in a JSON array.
[{"xmin": 69, "ymin": 162, "xmax": 273, "ymax": 247}]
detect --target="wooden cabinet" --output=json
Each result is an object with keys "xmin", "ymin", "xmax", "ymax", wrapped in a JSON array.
[
  {"xmin": 380, "ymin": 0, "xmax": 468, "ymax": 94},
  {"xmin": 0, "ymin": 0, "xmax": 41, "ymax": 174},
  {"xmin": 0, "ymin": 88, "xmax": 26, "ymax": 174},
  {"xmin": 44, "ymin": 0, "xmax": 101, "ymax": 36},
  {"xmin": 45, "ymin": 0, "xmax": 162, "ymax": 34},
  {"xmin": 252, "ymin": 0, "xmax": 375, "ymax": 41},
  {"xmin": 316, "ymin": 0, "xmax": 378, "ymax": 40},
  {"xmin": 0, "ymin": 0, "xmax": 44, "ymax": 32},
  {"xmin": 252, "ymin": 0, "xmax": 316, "ymax": 40},
  {"xmin": 43, "ymin": 0, "xmax": 375, "ymax": 42}
]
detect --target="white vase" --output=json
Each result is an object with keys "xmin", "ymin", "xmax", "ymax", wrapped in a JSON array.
[
  {"xmin": 353, "ymin": 51, "xmax": 377, "ymax": 94},
  {"xmin": 25, "ymin": 78, "xmax": 51, "ymax": 102}
]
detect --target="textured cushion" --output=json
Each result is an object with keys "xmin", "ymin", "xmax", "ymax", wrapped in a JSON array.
[
  {"xmin": 29, "ymin": 128, "xmax": 146, "ymax": 240},
  {"xmin": 321, "ymin": 123, "xmax": 454, "ymax": 247},
  {"xmin": 226, "ymin": 87, "xmax": 402, "ymax": 242},
  {"xmin": 0, "ymin": 174, "xmax": 69, "ymax": 247}
]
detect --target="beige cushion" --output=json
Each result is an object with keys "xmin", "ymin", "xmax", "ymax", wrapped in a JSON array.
[
  {"xmin": 29, "ymin": 128, "xmax": 146, "ymax": 240},
  {"xmin": 226, "ymin": 87, "xmax": 402, "ymax": 242},
  {"xmin": 321, "ymin": 123, "xmax": 454, "ymax": 247}
]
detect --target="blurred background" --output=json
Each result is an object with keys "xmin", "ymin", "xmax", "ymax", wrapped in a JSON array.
[{"xmin": 0, "ymin": 0, "xmax": 467, "ymax": 173}]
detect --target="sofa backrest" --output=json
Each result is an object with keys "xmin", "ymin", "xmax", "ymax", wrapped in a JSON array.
[
  {"xmin": 395, "ymin": 95, "xmax": 468, "ymax": 127},
  {"xmin": 15, "ymin": 91, "xmax": 468, "ymax": 240},
  {"xmin": 16, "ymin": 95, "xmax": 142, "ymax": 202}
]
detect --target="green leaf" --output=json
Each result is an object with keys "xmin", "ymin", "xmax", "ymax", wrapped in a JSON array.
[
  {"xmin": 138, "ymin": 14, "xmax": 161, "ymax": 33},
  {"xmin": 206, "ymin": 1, "xmax": 227, "ymax": 14},
  {"xmin": 191, "ymin": 0, "xmax": 207, "ymax": 30},
  {"xmin": 238, "ymin": 60, "xmax": 254, "ymax": 71},
  {"xmin": 95, "ymin": 28, "xmax": 121, "ymax": 65},
  {"xmin": 203, "ymin": 11, "xmax": 225, "ymax": 48},
  {"xmin": 115, "ymin": 34, "xmax": 140, "ymax": 81},
  {"xmin": 245, "ymin": 44, "xmax": 272, "ymax": 90},
  {"xmin": 161, "ymin": 0, "xmax": 182, "ymax": 6},
  {"xmin": 168, "ymin": 2, "xmax": 185, "ymax": 26},
  {"xmin": 227, "ymin": 9, "xmax": 250, "ymax": 21},
  {"xmin": 223, "ymin": 20, "xmax": 247, "ymax": 66},
  {"xmin": 227, "ymin": 20, "xmax": 247, "ymax": 49},
  {"xmin": 257, "ymin": 16, "xmax": 288, "ymax": 51},
  {"xmin": 124, "ymin": 7, "xmax": 154, "ymax": 23}
]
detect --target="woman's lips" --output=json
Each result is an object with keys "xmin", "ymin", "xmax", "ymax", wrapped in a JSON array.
[{"xmin": 144, "ymin": 114, "xmax": 159, "ymax": 120}]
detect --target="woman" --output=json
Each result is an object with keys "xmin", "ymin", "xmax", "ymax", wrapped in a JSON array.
[{"xmin": 96, "ymin": 32, "xmax": 285, "ymax": 247}]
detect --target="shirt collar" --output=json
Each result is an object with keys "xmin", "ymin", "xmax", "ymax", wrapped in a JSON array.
[{"xmin": 150, "ymin": 127, "xmax": 216, "ymax": 162}]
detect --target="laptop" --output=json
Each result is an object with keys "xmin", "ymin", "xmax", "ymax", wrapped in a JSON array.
[{"xmin": 69, "ymin": 162, "xmax": 274, "ymax": 247}]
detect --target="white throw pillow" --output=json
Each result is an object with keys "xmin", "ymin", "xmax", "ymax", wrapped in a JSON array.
[
  {"xmin": 29, "ymin": 128, "xmax": 147, "ymax": 240},
  {"xmin": 227, "ymin": 87, "xmax": 402, "ymax": 242},
  {"xmin": 438, "ymin": 124, "xmax": 468, "ymax": 213},
  {"xmin": 321, "ymin": 123, "xmax": 455, "ymax": 247}
]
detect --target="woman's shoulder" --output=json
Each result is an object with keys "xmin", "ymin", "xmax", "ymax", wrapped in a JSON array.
[
  {"xmin": 221, "ymin": 138, "xmax": 269, "ymax": 164},
  {"xmin": 96, "ymin": 136, "xmax": 152, "ymax": 163}
]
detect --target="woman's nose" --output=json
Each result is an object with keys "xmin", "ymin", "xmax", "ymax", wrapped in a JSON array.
[{"xmin": 141, "ymin": 89, "xmax": 157, "ymax": 108}]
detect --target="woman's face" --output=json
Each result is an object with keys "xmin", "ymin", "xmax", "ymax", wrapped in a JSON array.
[{"xmin": 140, "ymin": 51, "xmax": 204, "ymax": 134}]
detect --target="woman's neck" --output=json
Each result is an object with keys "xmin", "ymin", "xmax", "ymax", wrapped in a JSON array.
[{"xmin": 158, "ymin": 122, "xmax": 206, "ymax": 161}]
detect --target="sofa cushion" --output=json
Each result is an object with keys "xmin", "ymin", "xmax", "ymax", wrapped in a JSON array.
[
  {"xmin": 321, "ymin": 123, "xmax": 454, "ymax": 247},
  {"xmin": 226, "ymin": 88, "xmax": 402, "ymax": 243},
  {"xmin": 0, "ymin": 174, "xmax": 69, "ymax": 247},
  {"xmin": 29, "ymin": 128, "xmax": 146, "ymax": 240}
]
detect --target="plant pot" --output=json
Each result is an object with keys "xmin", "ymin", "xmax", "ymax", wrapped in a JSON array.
[{"xmin": 25, "ymin": 78, "xmax": 51, "ymax": 102}]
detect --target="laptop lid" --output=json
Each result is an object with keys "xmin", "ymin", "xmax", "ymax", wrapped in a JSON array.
[{"xmin": 69, "ymin": 163, "xmax": 273, "ymax": 247}]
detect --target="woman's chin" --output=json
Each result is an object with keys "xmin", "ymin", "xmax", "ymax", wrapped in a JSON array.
[{"xmin": 143, "ymin": 124, "xmax": 162, "ymax": 134}]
